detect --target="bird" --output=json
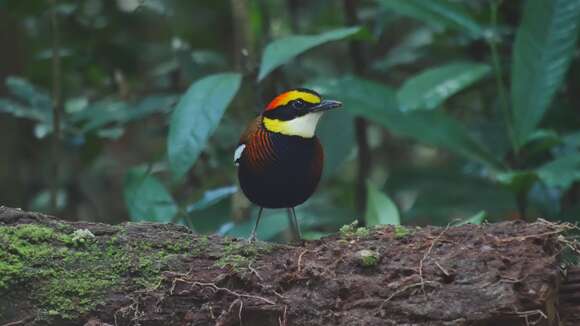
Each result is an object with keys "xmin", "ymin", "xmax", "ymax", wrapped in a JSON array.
[{"xmin": 234, "ymin": 88, "xmax": 342, "ymax": 242}]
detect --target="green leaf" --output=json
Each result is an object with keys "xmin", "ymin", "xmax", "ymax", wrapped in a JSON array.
[
  {"xmin": 522, "ymin": 129, "xmax": 561, "ymax": 156},
  {"xmin": 372, "ymin": 28, "xmax": 432, "ymax": 72},
  {"xmin": 182, "ymin": 193, "xmax": 233, "ymax": 234},
  {"xmin": 398, "ymin": 62, "xmax": 490, "ymax": 112},
  {"xmin": 377, "ymin": 0, "xmax": 483, "ymax": 37},
  {"xmin": 0, "ymin": 99, "xmax": 49, "ymax": 122},
  {"xmin": 123, "ymin": 167, "xmax": 178, "ymax": 223},
  {"xmin": 168, "ymin": 73, "xmax": 242, "ymax": 178},
  {"xmin": 455, "ymin": 211, "xmax": 486, "ymax": 226},
  {"xmin": 71, "ymin": 95, "xmax": 177, "ymax": 134},
  {"xmin": 537, "ymin": 153, "xmax": 580, "ymax": 189},
  {"xmin": 5, "ymin": 76, "xmax": 52, "ymax": 110},
  {"xmin": 186, "ymin": 185, "xmax": 237, "ymax": 212},
  {"xmin": 511, "ymin": 0, "xmax": 580, "ymax": 147},
  {"xmin": 316, "ymin": 109, "xmax": 356, "ymax": 178},
  {"xmin": 29, "ymin": 189, "xmax": 67, "ymax": 212},
  {"xmin": 312, "ymin": 76, "xmax": 502, "ymax": 169},
  {"xmin": 495, "ymin": 170, "xmax": 539, "ymax": 194},
  {"xmin": 365, "ymin": 182, "xmax": 400, "ymax": 226},
  {"xmin": 257, "ymin": 27, "xmax": 361, "ymax": 81}
]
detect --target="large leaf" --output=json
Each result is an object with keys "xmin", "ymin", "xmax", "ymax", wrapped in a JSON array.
[
  {"xmin": 398, "ymin": 62, "xmax": 490, "ymax": 112},
  {"xmin": 377, "ymin": 0, "xmax": 483, "ymax": 37},
  {"xmin": 186, "ymin": 185, "xmax": 237, "ymax": 212},
  {"xmin": 511, "ymin": 0, "xmax": 580, "ymax": 147},
  {"xmin": 537, "ymin": 153, "xmax": 580, "ymax": 189},
  {"xmin": 310, "ymin": 76, "xmax": 502, "ymax": 169},
  {"xmin": 168, "ymin": 73, "xmax": 242, "ymax": 178},
  {"xmin": 365, "ymin": 182, "xmax": 400, "ymax": 226},
  {"xmin": 123, "ymin": 167, "xmax": 178, "ymax": 223},
  {"xmin": 257, "ymin": 27, "xmax": 360, "ymax": 81},
  {"xmin": 76, "ymin": 95, "xmax": 177, "ymax": 133},
  {"xmin": 316, "ymin": 109, "xmax": 356, "ymax": 178}
]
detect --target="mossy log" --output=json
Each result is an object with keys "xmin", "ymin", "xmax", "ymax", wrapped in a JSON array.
[{"xmin": 0, "ymin": 206, "xmax": 578, "ymax": 326}]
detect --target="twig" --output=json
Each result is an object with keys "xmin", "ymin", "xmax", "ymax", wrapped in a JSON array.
[
  {"xmin": 379, "ymin": 281, "xmax": 436, "ymax": 310},
  {"xmin": 514, "ymin": 309, "xmax": 548, "ymax": 326},
  {"xmin": 297, "ymin": 249, "xmax": 309, "ymax": 273},
  {"xmin": 435, "ymin": 261, "xmax": 450, "ymax": 277},
  {"xmin": 278, "ymin": 305, "xmax": 288, "ymax": 326},
  {"xmin": 248, "ymin": 262, "xmax": 264, "ymax": 281},
  {"xmin": 1, "ymin": 318, "xmax": 33, "ymax": 326},
  {"xmin": 418, "ymin": 226, "xmax": 449, "ymax": 294},
  {"xmin": 238, "ymin": 299, "xmax": 244, "ymax": 326},
  {"xmin": 494, "ymin": 230, "xmax": 571, "ymax": 243},
  {"xmin": 192, "ymin": 282, "xmax": 276, "ymax": 305}
]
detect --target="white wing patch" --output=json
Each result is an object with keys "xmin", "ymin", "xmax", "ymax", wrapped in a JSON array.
[{"xmin": 234, "ymin": 144, "xmax": 246, "ymax": 166}]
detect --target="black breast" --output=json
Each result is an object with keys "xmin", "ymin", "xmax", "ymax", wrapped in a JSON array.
[{"xmin": 238, "ymin": 130, "xmax": 323, "ymax": 209}]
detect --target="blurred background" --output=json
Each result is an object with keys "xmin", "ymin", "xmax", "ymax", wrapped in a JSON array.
[{"xmin": 1, "ymin": 0, "xmax": 579, "ymax": 242}]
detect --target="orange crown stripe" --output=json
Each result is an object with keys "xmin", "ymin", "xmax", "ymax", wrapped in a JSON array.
[{"xmin": 265, "ymin": 90, "xmax": 321, "ymax": 111}]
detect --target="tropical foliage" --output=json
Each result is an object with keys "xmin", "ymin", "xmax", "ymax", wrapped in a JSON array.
[{"xmin": 1, "ymin": 0, "xmax": 580, "ymax": 242}]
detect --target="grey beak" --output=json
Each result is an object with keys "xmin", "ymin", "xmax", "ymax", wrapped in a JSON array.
[{"xmin": 312, "ymin": 99, "xmax": 342, "ymax": 112}]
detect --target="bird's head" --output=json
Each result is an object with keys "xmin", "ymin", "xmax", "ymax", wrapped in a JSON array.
[{"xmin": 261, "ymin": 88, "xmax": 342, "ymax": 138}]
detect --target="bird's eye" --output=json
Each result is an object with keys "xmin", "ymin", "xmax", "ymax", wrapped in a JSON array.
[{"xmin": 292, "ymin": 99, "xmax": 307, "ymax": 109}]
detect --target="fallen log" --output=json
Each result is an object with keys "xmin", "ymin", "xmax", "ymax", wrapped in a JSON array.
[{"xmin": 0, "ymin": 206, "xmax": 577, "ymax": 326}]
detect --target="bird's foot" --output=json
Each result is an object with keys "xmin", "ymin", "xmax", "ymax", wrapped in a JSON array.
[{"xmin": 247, "ymin": 233, "xmax": 257, "ymax": 243}]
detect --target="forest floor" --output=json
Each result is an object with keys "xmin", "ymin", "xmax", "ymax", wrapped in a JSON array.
[{"xmin": 0, "ymin": 206, "xmax": 578, "ymax": 326}]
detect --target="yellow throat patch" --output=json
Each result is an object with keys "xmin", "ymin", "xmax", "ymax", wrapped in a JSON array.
[{"xmin": 262, "ymin": 112, "xmax": 324, "ymax": 138}]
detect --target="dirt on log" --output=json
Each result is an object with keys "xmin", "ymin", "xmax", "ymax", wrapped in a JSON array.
[{"xmin": 0, "ymin": 206, "xmax": 578, "ymax": 326}]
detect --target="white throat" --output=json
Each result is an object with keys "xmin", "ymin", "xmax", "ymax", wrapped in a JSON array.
[{"xmin": 263, "ymin": 112, "xmax": 324, "ymax": 138}]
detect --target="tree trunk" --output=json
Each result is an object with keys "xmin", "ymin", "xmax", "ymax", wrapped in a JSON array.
[{"xmin": 0, "ymin": 206, "xmax": 577, "ymax": 326}]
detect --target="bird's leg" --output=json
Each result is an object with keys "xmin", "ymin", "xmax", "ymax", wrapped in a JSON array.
[
  {"xmin": 286, "ymin": 208, "xmax": 297, "ymax": 240},
  {"xmin": 288, "ymin": 207, "xmax": 302, "ymax": 242},
  {"xmin": 248, "ymin": 207, "xmax": 264, "ymax": 243}
]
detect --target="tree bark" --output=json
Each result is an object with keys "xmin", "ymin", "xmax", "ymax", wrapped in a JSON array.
[{"xmin": 0, "ymin": 206, "xmax": 577, "ymax": 326}]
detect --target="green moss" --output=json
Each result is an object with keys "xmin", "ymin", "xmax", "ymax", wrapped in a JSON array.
[
  {"xmin": 13, "ymin": 224, "xmax": 56, "ymax": 242},
  {"xmin": 0, "ymin": 224, "xmax": 273, "ymax": 320},
  {"xmin": 0, "ymin": 260, "xmax": 23, "ymax": 289},
  {"xmin": 356, "ymin": 249, "xmax": 379, "ymax": 267},
  {"xmin": 215, "ymin": 254, "xmax": 250, "ymax": 270},
  {"xmin": 394, "ymin": 225, "xmax": 410, "ymax": 238},
  {"xmin": 214, "ymin": 240, "xmax": 272, "ymax": 272},
  {"xmin": 340, "ymin": 221, "xmax": 370, "ymax": 239},
  {"xmin": 0, "ymin": 224, "xmax": 191, "ymax": 321}
]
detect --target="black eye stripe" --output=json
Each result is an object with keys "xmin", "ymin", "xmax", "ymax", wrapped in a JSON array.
[
  {"xmin": 263, "ymin": 96, "xmax": 319, "ymax": 120},
  {"xmin": 263, "ymin": 105, "xmax": 298, "ymax": 120}
]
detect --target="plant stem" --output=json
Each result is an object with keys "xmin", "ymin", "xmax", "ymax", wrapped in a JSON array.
[
  {"xmin": 488, "ymin": 0, "xmax": 530, "ymax": 218},
  {"xmin": 343, "ymin": 0, "xmax": 370, "ymax": 226},
  {"xmin": 50, "ymin": 0, "xmax": 62, "ymax": 212},
  {"xmin": 231, "ymin": 0, "xmax": 254, "ymax": 74},
  {"xmin": 488, "ymin": 0, "xmax": 518, "ymax": 154}
]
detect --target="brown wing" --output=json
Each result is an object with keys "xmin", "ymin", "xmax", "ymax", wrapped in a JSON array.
[{"xmin": 238, "ymin": 116, "xmax": 261, "ymax": 145}]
